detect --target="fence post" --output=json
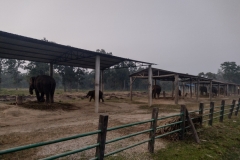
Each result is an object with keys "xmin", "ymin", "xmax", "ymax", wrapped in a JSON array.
[
  {"xmin": 199, "ymin": 103, "xmax": 204, "ymax": 126},
  {"xmin": 209, "ymin": 102, "xmax": 214, "ymax": 126},
  {"xmin": 228, "ymin": 100, "xmax": 236, "ymax": 119},
  {"xmin": 95, "ymin": 115, "xmax": 108, "ymax": 160},
  {"xmin": 235, "ymin": 98, "xmax": 240, "ymax": 116},
  {"xmin": 179, "ymin": 105, "xmax": 186, "ymax": 140},
  {"xmin": 148, "ymin": 107, "xmax": 159, "ymax": 153},
  {"xmin": 220, "ymin": 100, "xmax": 225, "ymax": 122}
]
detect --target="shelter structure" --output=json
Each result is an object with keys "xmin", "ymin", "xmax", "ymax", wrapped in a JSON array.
[
  {"xmin": 0, "ymin": 30, "xmax": 154, "ymax": 112},
  {"xmin": 129, "ymin": 68, "xmax": 240, "ymax": 104}
]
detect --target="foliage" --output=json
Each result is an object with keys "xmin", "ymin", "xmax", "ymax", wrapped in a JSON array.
[{"xmin": 220, "ymin": 62, "xmax": 240, "ymax": 83}]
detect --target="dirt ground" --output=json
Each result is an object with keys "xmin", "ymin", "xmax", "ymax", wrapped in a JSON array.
[{"xmin": 0, "ymin": 90, "xmax": 238, "ymax": 160}]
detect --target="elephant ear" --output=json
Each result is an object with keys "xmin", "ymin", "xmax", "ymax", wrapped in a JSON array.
[{"xmin": 30, "ymin": 77, "xmax": 36, "ymax": 85}]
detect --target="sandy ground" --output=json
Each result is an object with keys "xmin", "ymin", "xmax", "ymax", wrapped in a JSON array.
[{"xmin": 0, "ymin": 91, "xmax": 238, "ymax": 160}]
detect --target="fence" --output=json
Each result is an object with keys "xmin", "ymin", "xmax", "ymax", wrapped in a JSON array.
[{"xmin": 0, "ymin": 98, "xmax": 240, "ymax": 160}]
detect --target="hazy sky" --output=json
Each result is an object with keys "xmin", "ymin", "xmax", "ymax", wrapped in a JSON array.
[{"xmin": 0, "ymin": 1, "xmax": 240, "ymax": 75}]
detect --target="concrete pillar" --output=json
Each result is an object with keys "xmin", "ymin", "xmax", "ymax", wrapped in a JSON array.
[
  {"xmin": 196, "ymin": 78, "xmax": 199, "ymax": 101},
  {"xmin": 130, "ymin": 77, "xmax": 133, "ymax": 101},
  {"xmin": 209, "ymin": 80, "xmax": 212, "ymax": 101},
  {"xmin": 95, "ymin": 56, "xmax": 100, "ymax": 113},
  {"xmin": 49, "ymin": 63, "xmax": 53, "ymax": 77},
  {"xmin": 174, "ymin": 74, "xmax": 179, "ymax": 104},
  {"xmin": 148, "ymin": 65, "xmax": 152, "ymax": 107}
]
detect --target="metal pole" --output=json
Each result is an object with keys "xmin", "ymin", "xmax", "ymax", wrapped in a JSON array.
[
  {"xmin": 174, "ymin": 74, "xmax": 179, "ymax": 104},
  {"xmin": 95, "ymin": 56, "xmax": 100, "ymax": 113},
  {"xmin": 130, "ymin": 77, "xmax": 133, "ymax": 101}
]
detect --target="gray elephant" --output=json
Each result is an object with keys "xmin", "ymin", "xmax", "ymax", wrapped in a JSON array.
[
  {"xmin": 29, "ymin": 75, "xmax": 56, "ymax": 103},
  {"xmin": 152, "ymin": 85, "xmax": 161, "ymax": 99},
  {"xmin": 86, "ymin": 90, "xmax": 104, "ymax": 102}
]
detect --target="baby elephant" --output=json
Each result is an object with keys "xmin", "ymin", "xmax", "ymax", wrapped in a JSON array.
[{"xmin": 86, "ymin": 90, "xmax": 104, "ymax": 102}]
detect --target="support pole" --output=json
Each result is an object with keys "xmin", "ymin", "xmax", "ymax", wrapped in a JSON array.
[
  {"xmin": 49, "ymin": 63, "xmax": 53, "ymax": 77},
  {"xmin": 218, "ymin": 83, "xmax": 220, "ymax": 97},
  {"xmin": 174, "ymin": 74, "xmax": 179, "ymax": 104},
  {"xmin": 100, "ymin": 70, "xmax": 103, "ymax": 92},
  {"xmin": 226, "ymin": 84, "xmax": 229, "ymax": 96},
  {"xmin": 130, "ymin": 77, "xmax": 133, "ymax": 101},
  {"xmin": 183, "ymin": 82, "xmax": 185, "ymax": 99},
  {"xmin": 95, "ymin": 56, "xmax": 100, "ymax": 113},
  {"xmin": 196, "ymin": 78, "xmax": 199, "ymax": 101},
  {"xmin": 190, "ymin": 78, "xmax": 192, "ymax": 98},
  {"xmin": 148, "ymin": 107, "xmax": 159, "ymax": 153},
  {"xmin": 148, "ymin": 65, "xmax": 152, "ymax": 107},
  {"xmin": 172, "ymin": 81, "xmax": 174, "ymax": 98},
  {"xmin": 209, "ymin": 80, "xmax": 212, "ymax": 101}
]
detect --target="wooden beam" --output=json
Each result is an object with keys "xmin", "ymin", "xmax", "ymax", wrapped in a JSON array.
[{"xmin": 148, "ymin": 65, "xmax": 152, "ymax": 107}]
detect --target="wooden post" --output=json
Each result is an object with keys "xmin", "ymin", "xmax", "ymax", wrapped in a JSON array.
[
  {"xmin": 163, "ymin": 91, "xmax": 166, "ymax": 98},
  {"xmin": 16, "ymin": 96, "xmax": 23, "ymax": 105},
  {"xmin": 228, "ymin": 100, "xmax": 236, "ymax": 119},
  {"xmin": 209, "ymin": 80, "xmax": 212, "ymax": 101},
  {"xmin": 130, "ymin": 77, "xmax": 133, "ymax": 101},
  {"xmin": 226, "ymin": 84, "xmax": 229, "ymax": 96},
  {"xmin": 190, "ymin": 78, "xmax": 192, "ymax": 98},
  {"xmin": 199, "ymin": 103, "xmax": 204, "ymax": 126},
  {"xmin": 95, "ymin": 115, "xmax": 108, "ymax": 160},
  {"xmin": 49, "ymin": 63, "xmax": 53, "ymax": 77},
  {"xmin": 179, "ymin": 105, "xmax": 186, "ymax": 140},
  {"xmin": 171, "ymin": 81, "xmax": 174, "ymax": 98},
  {"xmin": 235, "ymin": 98, "xmax": 240, "ymax": 116},
  {"xmin": 186, "ymin": 108, "xmax": 200, "ymax": 143},
  {"xmin": 148, "ymin": 65, "xmax": 152, "ymax": 107},
  {"xmin": 218, "ymin": 83, "xmax": 220, "ymax": 97},
  {"xmin": 174, "ymin": 74, "xmax": 179, "ymax": 104},
  {"xmin": 148, "ymin": 107, "xmax": 159, "ymax": 153},
  {"xmin": 196, "ymin": 78, "xmax": 199, "ymax": 101},
  {"xmin": 220, "ymin": 100, "xmax": 225, "ymax": 122},
  {"xmin": 100, "ymin": 70, "xmax": 103, "ymax": 92},
  {"xmin": 95, "ymin": 56, "xmax": 100, "ymax": 113},
  {"xmin": 209, "ymin": 102, "xmax": 214, "ymax": 126}
]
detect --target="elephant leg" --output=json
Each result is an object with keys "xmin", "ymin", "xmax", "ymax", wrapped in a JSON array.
[
  {"xmin": 35, "ymin": 90, "xmax": 41, "ymax": 102},
  {"xmin": 50, "ymin": 91, "xmax": 54, "ymax": 103},
  {"xmin": 40, "ymin": 93, "xmax": 45, "ymax": 102},
  {"xmin": 45, "ymin": 92, "xmax": 50, "ymax": 103},
  {"xmin": 89, "ymin": 96, "xmax": 92, "ymax": 102}
]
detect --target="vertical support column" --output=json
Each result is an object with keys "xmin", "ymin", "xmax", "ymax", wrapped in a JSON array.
[
  {"xmin": 100, "ymin": 70, "xmax": 103, "ymax": 92},
  {"xmin": 183, "ymin": 82, "xmax": 185, "ymax": 99},
  {"xmin": 196, "ymin": 78, "xmax": 199, "ymax": 101},
  {"xmin": 148, "ymin": 65, "xmax": 152, "ymax": 107},
  {"xmin": 95, "ymin": 56, "xmax": 100, "ymax": 113},
  {"xmin": 174, "ymin": 74, "xmax": 179, "ymax": 104},
  {"xmin": 209, "ymin": 102, "xmax": 214, "ymax": 126},
  {"xmin": 190, "ymin": 78, "xmax": 192, "ymax": 98},
  {"xmin": 209, "ymin": 80, "xmax": 212, "ymax": 101},
  {"xmin": 49, "ymin": 63, "xmax": 53, "ymax": 77},
  {"xmin": 199, "ymin": 103, "xmax": 204, "ymax": 126},
  {"xmin": 154, "ymin": 79, "xmax": 156, "ymax": 85},
  {"xmin": 171, "ymin": 81, "xmax": 174, "ymax": 98},
  {"xmin": 218, "ymin": 83, "xmax": 220, "ymax": 97},
  {"xmin": 148, "ymin": 107, "xmax": 159, "ymax": 153},
  {"xmin": 130, "ymin": 77, "xmax": 133, "ymax": 101},
  {"xmin": 95, "ymin": 115, "xmax": 108, "ymax": 160},
  {"xmin": 226, "ymin": 84, "xmax": 229, "ymax": 96},
  {"xmin": 220, "ymin": 100, "xmax": 225, "ymax": 122}
]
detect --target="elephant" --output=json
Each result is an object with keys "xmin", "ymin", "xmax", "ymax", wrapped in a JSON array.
[
  {"xmin": 200, "ymin": 86, "xmax": 207, "ymax": 95},
  {"xmin": 152, "ymin": 85, "xmax": 161, "ymax": 99},
  {"xmin": 29, "ymin": 75, "xmax": 56, "ymax": 103},
  {"xmin": 212, "ymin": 87, "xmax": 218, "ymax": 96},
  {"xmin": 86, "ymin": 90, "xmax": 104, "ymax": 102}
]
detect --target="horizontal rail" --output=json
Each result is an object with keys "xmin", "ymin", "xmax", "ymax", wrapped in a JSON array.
[
  {"xmin": 157, "ymin": 113, "xmax": 182, "ymax": 121},
  {"xmin": 0, "ymin": 130, "xmax": 101, "ymax": 155},
  {"xmin": 213, "ymin": 110, "xmax": 221, "ymax": 114},
  {"xmin": 203, "ymin": 113, "xmax": 211, "ymax": 117},
  {"xmin": 104, "ymin": 139, "xmax": 151, "ymax": 157},
  {"xmin": 188, "ymin": 110, "xmax": 200, "ymax": 113},
  {"xmin": 155, "ymin": 128, "xmax": 182, "ymax": 139},
  {"xmin": 202, "ymin": 119, "xmax": 210, "ymax": 122},
  {"xmin": 106, "ymin": 129, "xmax": 152, "ymax": 144},
  {"xmin": 42, "ymin": 143, "xmax": 99, "ymax": 160},
  {"xmin": 213, "ymin": 116, "xmax": 221, "ymax": 119},
  {"xmin": 107, "ymin": 119, "xmax": 153, "ymax": 131},
  {"xmin": 223, "ymin": 113, "xmax": 230, "ymax": 116},
  {"xmin": 156, "ymin": 121, "xmax": 182, "ymax": 130},
  {"xmin": 214, "ymin": 106, "xmax": 222, "ymax": 109}
]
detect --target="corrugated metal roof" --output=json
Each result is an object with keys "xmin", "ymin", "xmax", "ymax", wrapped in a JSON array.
[{"xmin": 0, "ymin": 30, "xmax": 154, "ymax": 70}]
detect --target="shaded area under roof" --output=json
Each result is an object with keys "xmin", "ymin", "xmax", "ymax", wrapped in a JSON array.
[
  {"xmin": 130, "ymin": 68, "xmax": 240, "ymax": 86},
  {"xmin": 0, "ymin": 30, "xmax": 154, "ymax": 70}
]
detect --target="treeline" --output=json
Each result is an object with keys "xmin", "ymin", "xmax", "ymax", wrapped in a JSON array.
[{"xmin": 0, "ymin": 56, "xmax": 239, "ymax": 92}]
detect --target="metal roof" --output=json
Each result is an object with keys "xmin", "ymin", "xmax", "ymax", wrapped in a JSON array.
[{"xmin": 0, "ymin": 30, "xmax": 154, "ymax": 70}]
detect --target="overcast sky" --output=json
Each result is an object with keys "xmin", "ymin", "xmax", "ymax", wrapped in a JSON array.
[{"xmin": 0, "ymin": 0, "xmax": 240, "ymax": 75}]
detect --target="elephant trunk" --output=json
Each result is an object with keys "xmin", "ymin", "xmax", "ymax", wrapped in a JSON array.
[{"xmin": 29, "ymin": 86, "xmax": 34, "ymax": 95}]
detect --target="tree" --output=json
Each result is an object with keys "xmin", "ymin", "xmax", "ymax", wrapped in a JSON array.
[
  {"xmin": 4, "ymin": 59, "xmax": 25, "ymax": 89},
  {"xmin": 220, "ymin": 62, "xmax": 240, "ymax": 83},
  {"xmin": 24, "ymin": 61, "xmax": 49, "ymax": 77}
]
